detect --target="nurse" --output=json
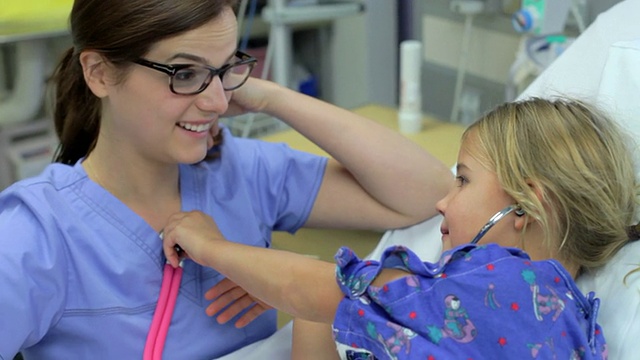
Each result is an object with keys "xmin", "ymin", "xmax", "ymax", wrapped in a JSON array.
[{"xmin": 0, "ymin": 0, "xmax": 452, "ymax": 359}]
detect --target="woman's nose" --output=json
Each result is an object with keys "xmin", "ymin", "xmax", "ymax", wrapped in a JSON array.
[{"xmin": 195, "ymin": 76, "xmax": 230, "ymax": 114}]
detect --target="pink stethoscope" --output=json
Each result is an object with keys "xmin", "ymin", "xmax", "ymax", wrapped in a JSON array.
[{"xmin": 143, "ymin": 231, "xmax": 184, "ymax": 360}]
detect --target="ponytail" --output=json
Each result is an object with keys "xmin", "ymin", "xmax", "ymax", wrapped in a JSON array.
[{"xmin": 51, "ymin": 48, "xmax": 101, "ymax": 165}]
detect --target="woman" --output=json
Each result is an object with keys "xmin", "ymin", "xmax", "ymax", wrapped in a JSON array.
[{"xmin": 0, "ymin": 0, "xmax": 451, "ymax": 359}]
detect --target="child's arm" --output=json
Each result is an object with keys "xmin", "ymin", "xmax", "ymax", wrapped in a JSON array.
[
  {"xmin": 163, "ymin": 210, "xmax": 412, "ymax": 323},
  {"xmin": 163, "ymin": 210, "xmax": 342, "ymax": 323},
  {"xmin": 292, "ymin": 319, "xmax": 340, "ymax": 360}
]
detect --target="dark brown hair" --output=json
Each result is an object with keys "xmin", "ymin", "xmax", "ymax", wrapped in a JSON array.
[{"xmin": 50, "ymin": 0, "xmax": 238, "ymax": 165}]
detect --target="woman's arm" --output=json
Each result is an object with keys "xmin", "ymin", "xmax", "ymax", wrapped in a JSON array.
[{"xmin": 227, "ymin": 78, "xmax": 453, "ymax": 231}]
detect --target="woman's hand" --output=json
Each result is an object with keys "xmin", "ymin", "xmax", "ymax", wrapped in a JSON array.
[
  {"xmin": 208, "ymin": 77, "xmax": 279, "ymax": 149},
  {"xmin": 224, "ymin": 77, "xmax": 275, "ymax": 117},
  {"xmin": 205, "ymin": 278, "xmax": 273, "ymax": 328}
]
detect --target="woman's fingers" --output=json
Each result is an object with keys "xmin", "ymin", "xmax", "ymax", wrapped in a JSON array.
[
  {"xmin": 204, "ymin": 278, "xmax": 273, "ymax": 327},
  {"xmin": 204, "ymin": 278, "xmax": 237, "ymax": 300},
  {"xmin": 233, "ymin": 301, "xmax": 271, "ymax": 328},
  {"xmin": 205, "ymin": 286, "xmax": 249, "ymax": 318},
  {"xmin": 211, "ymin": 293, "xmax": 255, "ymax": 324}
]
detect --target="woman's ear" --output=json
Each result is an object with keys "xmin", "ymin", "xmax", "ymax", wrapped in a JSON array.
[{"xmin": 79, "ymin": 51, "xmax": 110, "ymax": 98}]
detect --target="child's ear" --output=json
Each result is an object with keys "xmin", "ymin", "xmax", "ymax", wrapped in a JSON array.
[
  {"xmin": 514, "ymin": 211, "xmax": 535, "ymax": 231},
  {"xmin": 514, "ymin": 180, "xmax": 543, "ymax": 231},
  {"xmin": 79, "ymin": 51, "xmax": 110, "ymax": 98}
]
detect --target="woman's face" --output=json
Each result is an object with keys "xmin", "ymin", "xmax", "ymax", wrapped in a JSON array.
[
  {"xmin": 100, "ymin": 8, "xmax": 238, "ymax": 165},
  {"xmin": 436, "ymin": 134, "xmax": 521, "ymax": 251}
]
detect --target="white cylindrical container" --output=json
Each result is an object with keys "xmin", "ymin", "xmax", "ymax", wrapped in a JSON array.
[{"xmin": 398, "ymin": 40, "xmax": 423, "ymax": 133}]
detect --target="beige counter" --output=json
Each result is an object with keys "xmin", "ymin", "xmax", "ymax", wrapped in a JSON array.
[{"xmin": 261, "ymin": 104, "xmax": 464, "ymax": 168}]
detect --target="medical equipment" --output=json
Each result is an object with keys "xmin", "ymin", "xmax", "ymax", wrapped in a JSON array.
[
  {"xmin": 0, "ymin": 120, "xmax": 57, "ymax": 190},
  {"xmin": 469, "ymin": 204, "xmax": 523, "ymax": 244},
  {"xmin": 143, "ymin": 233, "xmax": 184, "ymax": 360},
  {"xmin": 398, "ymin": 40, "xmax": 422, "ymax": 133},
  {"xmin": 505, "ymin": 34, "xmax": 575, "ymax": 101},
  {"xmin": 448, "ymin": 0, "xmax": 486, "ymax": 123},
  {"xmin": 511, "ymin": 0, "xmax": 571, "ymax": 35},
  {"xmin": 505, "ymin": 0, "xmax": 584, "ymax": 101}
]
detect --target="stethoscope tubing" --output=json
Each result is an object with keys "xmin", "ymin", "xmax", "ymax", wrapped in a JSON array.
[
  {"xmin": 155, "ymin": 264, "xmax": 183, "ymax": 358},
  {"xmin": 469, "ymin": 204, "xmax": 520, "ymax": 245},
  {"xmin": 144, "ymin": 265, "xmax": 171, "ymax": 359},
  {"xmin": 144, "ymin": 231, "xmax": 184, "ymax": 360},
  {"xmin": 144, "ymin": 263, "xmax": 183, "ymax": 360}
]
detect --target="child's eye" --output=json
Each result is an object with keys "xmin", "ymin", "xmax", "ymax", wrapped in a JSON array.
[{"xmin": 455, "ymin": 175, "xmax": 468, "ymax": 187}]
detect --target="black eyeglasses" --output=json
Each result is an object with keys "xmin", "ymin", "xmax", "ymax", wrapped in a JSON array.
[{"xmin": 133, "ymin": 50, "xmax": 257, "ymax": 95}]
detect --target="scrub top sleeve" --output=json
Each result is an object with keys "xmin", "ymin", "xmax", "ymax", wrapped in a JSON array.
[
  {"xmin": 242, "ymin": 139, "xmax": 327, "ymax": 233},
  {"xmin": 0, "ymin": 191, "xmax": 68, "ymax": 357}
]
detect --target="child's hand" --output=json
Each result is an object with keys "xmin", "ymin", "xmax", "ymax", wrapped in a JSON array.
[{"xmin": 162, "ymin": 211, "xmax": 225, "ymax": 268}]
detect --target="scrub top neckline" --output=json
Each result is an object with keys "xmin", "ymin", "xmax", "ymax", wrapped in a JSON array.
[{"xmin": 74, "ymin": 160, "xmax": 198, "ymax": 267}]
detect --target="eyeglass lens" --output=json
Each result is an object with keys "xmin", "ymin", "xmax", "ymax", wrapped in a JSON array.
[{"xmin": 171, "ymin": 62, "xmax": 253, "ymax": 94}]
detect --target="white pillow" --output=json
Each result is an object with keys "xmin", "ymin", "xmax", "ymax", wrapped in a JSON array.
[
  {"xmin": 594, "ymin": 39, "xmax": 640, "ymax": 213},
  {"xmin": 365, "ymin": 214, "xmax": 443, "ymax": 263},
  {"xmin": 521, "ymin": 4, "xmax": 640, "ymax": 358},
  {"xmin": 574, "ymin": 37, "xmax": 640, "ymax": 360},
  {"xmin": 576, "ymin": 241, "xmax": 640, "ymax": 360}
]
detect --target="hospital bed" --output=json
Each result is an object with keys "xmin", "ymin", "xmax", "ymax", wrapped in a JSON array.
[{"xmin": 217, "ymin": 0, "xmax": 640, "ymax": 358}]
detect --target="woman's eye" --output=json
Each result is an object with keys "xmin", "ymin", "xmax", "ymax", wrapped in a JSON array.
[
  {"xmin": 174, "ymin": 69, "xmax": 198, "ymax": 82},
  {"xmin": 455, "ymin": 175, "xmax": 467, "ymax": 186}
]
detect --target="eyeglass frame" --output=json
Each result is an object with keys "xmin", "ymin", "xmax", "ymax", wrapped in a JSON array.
[{"xmin": 133, "ymin": 50, "xmax": 257, "ymax": 95}]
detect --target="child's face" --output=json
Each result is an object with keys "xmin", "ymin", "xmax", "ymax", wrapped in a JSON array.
[{"xmin": 436, "ymin": 136, "xmax": 522, "ymax": 251}]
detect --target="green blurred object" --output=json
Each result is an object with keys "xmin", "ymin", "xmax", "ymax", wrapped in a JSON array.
[
  {"xmin": 1, "ymin": 0, "xmax": 73, "ymax": 20},
  {"xmin": 0, "ymin": 0, "xmax": 73, "ymax": 41}
]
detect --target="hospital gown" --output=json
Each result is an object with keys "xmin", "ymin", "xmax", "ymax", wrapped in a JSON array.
[
  {"xmin": 332, "ymin": 244, "xmax": 607, "ymax": 360},
  {"xmin": 0, "ymin": 126, "xmax": 327, "ymax": 359}
]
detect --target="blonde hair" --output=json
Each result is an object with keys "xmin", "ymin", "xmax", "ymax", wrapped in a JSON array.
[{"xmin": 464, "ymin": 97, "xmax": 638, "ymax": 272}]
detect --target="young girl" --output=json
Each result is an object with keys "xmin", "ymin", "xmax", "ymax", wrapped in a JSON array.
[{"xmin": 162, "ymin": 98, "xmax": 636, "ymax": 359}]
